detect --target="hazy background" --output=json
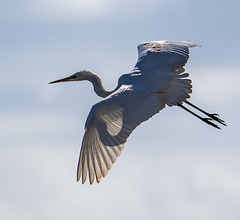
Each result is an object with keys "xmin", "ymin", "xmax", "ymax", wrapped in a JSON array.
[{"xmin": 1, "ymin": 0, "xmax": 240, "ymax": 219}]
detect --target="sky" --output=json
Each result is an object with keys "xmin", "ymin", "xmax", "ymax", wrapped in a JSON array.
[{"xmin": 1, "ymin": 0, "xmax": 240, "ymax": 219}]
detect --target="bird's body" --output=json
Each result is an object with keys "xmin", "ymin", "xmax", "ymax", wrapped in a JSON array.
[{"xmin": 49, "ymin": 40, "xmax": 226, "ymax": 184}]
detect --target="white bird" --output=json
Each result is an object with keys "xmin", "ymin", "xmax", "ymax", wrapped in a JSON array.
[{"xmin": 49, "ymin": 40, "xmax": 226, "ymax": 184}]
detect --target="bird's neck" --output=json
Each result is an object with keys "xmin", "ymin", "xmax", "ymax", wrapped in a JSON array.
[{"xmin": 87, "ymin": 72, "xmax": 120, "ymax": 98}]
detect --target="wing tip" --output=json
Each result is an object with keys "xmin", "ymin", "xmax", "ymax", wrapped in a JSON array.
[
  {"xmin": 77, "ymin": 144, "xmax": 125, "ymax": 185},
  {"xmin": 174, "ymin": 41, "xmax": 200, "ymax": 48}
]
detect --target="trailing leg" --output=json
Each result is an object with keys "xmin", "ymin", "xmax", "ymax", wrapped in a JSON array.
[
  {"xmin": 177, "ymin": 103, "xmax": 221, "ymax": 129},
  {"xmin": 185, "ymin": 101, "xmax": 226, "ymax": 126}
]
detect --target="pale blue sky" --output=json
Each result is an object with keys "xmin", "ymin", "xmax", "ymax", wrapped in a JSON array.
[{"xmin": 1, "ymin": 0, "xmax": 240, "ymax": 219}]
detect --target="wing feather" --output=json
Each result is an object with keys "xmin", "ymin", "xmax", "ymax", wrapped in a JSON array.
[
  {"xmin": 131, "ymin": 41, "xmax": 196, "ymax": 106},
  {"xmin": 77, "ymin": 85, "xmax": 166, "ymax": 184},
  {"xmin": 87, "ymin": 145, "xmax": 95, "ymax": 184},
  {"xmin": 91, "ymin": 142, "xmax": 102, "ymax": 182},
  {"xmin": 135, "ymin": 40, "xmax": 198, "ymax": 73}
]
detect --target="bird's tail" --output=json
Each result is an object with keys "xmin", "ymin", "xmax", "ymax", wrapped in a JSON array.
[{"xmin": 166, "ymin": 72, "xmax": 192, "ymax": 106}]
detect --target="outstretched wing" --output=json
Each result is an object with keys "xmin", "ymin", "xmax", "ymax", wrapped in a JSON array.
[
  {"xmin": 132, "ymin": 41, "xmax": 197, "ymax": 106},
  {"xmin": 77, "ymin": 85, "xmax": 167, "ymax": 184},
  {"xmin": 135, "ymin": 40, "xmax": 198, "ymax": 73}
]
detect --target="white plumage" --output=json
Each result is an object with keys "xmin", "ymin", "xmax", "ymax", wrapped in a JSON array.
[{"xmin": 49, "ymin": 40, "xmax": 226, "ymax": 184}]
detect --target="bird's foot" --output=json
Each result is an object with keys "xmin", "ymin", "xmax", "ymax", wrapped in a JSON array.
[
  {"xmin": 202, "ymin": 117, "xmax": 221, "ymax": 129},
  {"xmin": 207, "ymin": 113, "xmax": 227, "ymax": 126}
]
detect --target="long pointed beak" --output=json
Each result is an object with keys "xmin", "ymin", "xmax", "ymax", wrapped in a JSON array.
[{"xmin": 49, "ymin": 76, "xmax": 73, "ymax": 84}]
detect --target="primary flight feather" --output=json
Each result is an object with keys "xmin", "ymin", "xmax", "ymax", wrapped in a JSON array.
[{"xmin": 49, "ymin": 40, "xmax": 226, "ymax": 184}]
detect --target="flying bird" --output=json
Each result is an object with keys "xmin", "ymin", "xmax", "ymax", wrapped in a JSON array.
[{"xmin": 49, "ymin": 40, "xmax": 226, "ymax": 184}]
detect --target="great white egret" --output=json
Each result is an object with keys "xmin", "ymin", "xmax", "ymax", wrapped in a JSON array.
[{"xmin": 49, "ymin": 40, "xmax": 226, "ymax": 184}]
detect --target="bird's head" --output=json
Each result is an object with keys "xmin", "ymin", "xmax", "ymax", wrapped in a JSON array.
[{"xmin": 49, "ymin": 70, "xmax": 95, "ymax": 84}]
